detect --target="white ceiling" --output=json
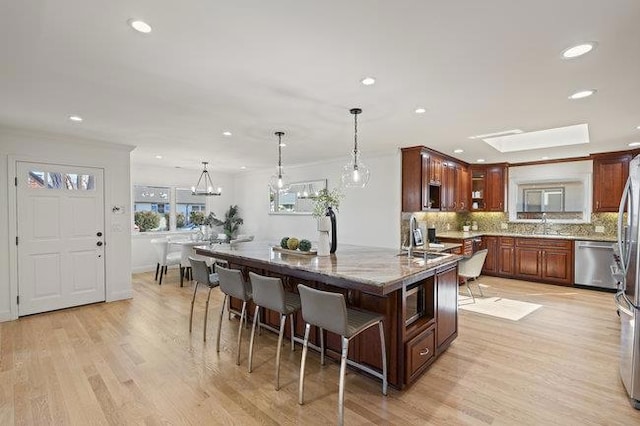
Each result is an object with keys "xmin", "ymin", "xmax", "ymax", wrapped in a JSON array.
[{"xmin": 1, "ymin": 0, "xmax": 639, "ymax": 174}]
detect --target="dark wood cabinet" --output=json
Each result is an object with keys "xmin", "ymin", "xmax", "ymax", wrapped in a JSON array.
[
  {"xmin": 481, "ymin": 236, "xmax": 498, "ymax": 274},
  {"xmin": 436, "ymin": 265, "xmax": 458, "ymax": 351},
  {"xmin": 401, "ymin": 147, "xmax": 443, "ymax": 212},
  {"xmin": 497, "ymin": 237, "xmax": 515, "ymax": 276},
  {"xmin": 471, "ymin": 165, "xmax": 506, "ymax": 212},
  {"xmin": 514, "ymin": 238, "xmax": 573, "ymax": 286},
  {"xmin": 428, "ymin": 155, "xmax": 443, "ymax": 185},
  {"xmin": 457, "ymin": 164, "xmax": 471, "ymax": 211},
  {"xmin": 442, "ymin": 161, "xmax": 456, "ymax": 211},
  {"xmin": 592, "ymin": 152, "xmax": 633, "ymax": 212}
]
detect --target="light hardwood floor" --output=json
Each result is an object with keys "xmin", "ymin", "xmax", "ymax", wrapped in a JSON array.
[{"xmin": 2, "ymin": 272, "xmax": 640, "ymax": 425}]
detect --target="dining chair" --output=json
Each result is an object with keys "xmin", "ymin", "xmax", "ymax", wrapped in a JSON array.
[
  {"xmin": 216, "ymin": 265, "xmax": 252, "ymax": 365},
  {"xmin": 188, "ymin": 256, "xmax": 220, "ymax": 341},
  {"xmin": 458, "ymin": 249, "xmax": 489, "ymax": 303},
  {"xmin": 150, "ymin": 238, "xmax": 181, "ymax": 285},
  {"xmin": 247, "ymin": 272, "xmax": 301, "ymax": 390},
  {"xmin": 297, "ymin": 284, "xmax": 387, "ymax": 426}
]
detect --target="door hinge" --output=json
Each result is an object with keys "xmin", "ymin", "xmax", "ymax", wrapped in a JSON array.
[
  {"xmin": 15, "ymin": 176, "xmax": 18, "ymax": 186},
  {"xmin": 16, "ymin": 236, "xmax": 18, "ymax": 245},
  {"xmin": 16, "ymin": 296, "xmax": 19, "ymax": 305}
]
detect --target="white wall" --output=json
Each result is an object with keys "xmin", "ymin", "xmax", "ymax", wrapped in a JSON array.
[
  {"xmin": 0, "ymin": 126, "xmax": 134, "ymax": 321},
  {"xmin": 233, "ymin": 150, "xmax": 402, "ymax": 249}
]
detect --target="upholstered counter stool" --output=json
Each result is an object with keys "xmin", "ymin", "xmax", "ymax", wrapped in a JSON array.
[
  {"xmin": 297, "ymin": 284, "xmax": 388, "ymax": 426},
  {"xmin": 247, "ymin": 272, "xmax": 302, "ymax": 390},
  {"xmin": 188, "ymin": 257, "xmax": 219, "ymax": 341},
  {"xmin": 216, "ymin": 266, "xmax": 252, "ymax": 365}
]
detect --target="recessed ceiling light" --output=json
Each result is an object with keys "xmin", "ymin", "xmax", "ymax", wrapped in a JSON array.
[
  {"xmin": 636, "ymin": 125, "xmax": 640, "ymax": 130},
  {"xmin": 222, "ymin": 131, "xmax": 232, "ymax": 136},
  {"xmin": 361, "ymin": 77, "xmax": 376, "ymax": 86},
  {"xmin": 415, "ymin": 108, "xmax": 427, "ymax": 114},
  {"xmin": 128, "ymin": 19, "xmax": 152, "ymax": 34},
  {"xmin": 68, "ymin": 115, "xmax": 83, "ymax": 122},
  {"xmin": 477, "ymin": 159, "xmax": 486, "ymax": 163},
  {"xmin": 279, "ymin": 143, "xmax": 286, "ymax": 147},
  {"xmin": 541, "ymin": 156, "xmax": 549, "ymax": 160},
  {"xmin": 468, "ymin": 129, "xmax": 523, "ymax": 139},
  {"xmin": 629, "ymin": 142, "xmax": 640, "ymax": 147},
  {"xmin": 562, "ymin": 42, "xmax": 596, "ymax": 59},
  {"xmin": 155, "ymin": 155, "xmax": 163, "ymax": 159},
  {"xmin": 240, "ymin": 166, "xmax": 247, "ymax": 170},
  {"xmin": 569, "ymin": 89, "xmax": 596, "ymax": 100},
  {"xmin": 453, "ymin": 149, "xmax": 464, "ymax": 154}
]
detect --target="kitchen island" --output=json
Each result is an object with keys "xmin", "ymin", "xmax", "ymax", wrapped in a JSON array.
[{"xmin": 195, "ymin": 241, "xmax": 461, "ymax": 389}]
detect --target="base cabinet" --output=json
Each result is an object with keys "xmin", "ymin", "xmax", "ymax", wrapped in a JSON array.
[
  {"xmin": 483, "ymin": 236, "xmax": 573, "ymax": 286},
  {"xmin": 405, "ymin": 325, "xmax": 436, "ymax": 384},
  {"xmin": 436, "ymin": 265, "xmax": 458, "ymax": 350}
]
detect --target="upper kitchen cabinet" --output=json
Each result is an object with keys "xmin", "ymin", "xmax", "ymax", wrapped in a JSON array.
[
  {"xmin": 592, "ymin": 151, "xmax": 634, "ymax": 212},
  {"xmin": 442, "ymin": 161, "xmax": 470, "ymax": 212},
  {"xmin": 470, "ymin": 164, "xmax": 507, "ymax": 212},
  {"xmin": 401, "ymin": 146, "xmax": 442, "ymax": 212}
]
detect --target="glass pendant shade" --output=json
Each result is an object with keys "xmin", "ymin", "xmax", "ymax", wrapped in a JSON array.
[
  {"xmin": 341, "ymin": 107, "xmax": 370, "ymax": 188},
  {"xmin": 269, "ymin": 131, "xmax": 291, "ymax": 192},
  {"xmin": 191, "ymin": 161, "xmax": 222, "ymax": 196},
  {"xmin": 341, "ymin": 151, "xmax": 370, "ymax": 188}
]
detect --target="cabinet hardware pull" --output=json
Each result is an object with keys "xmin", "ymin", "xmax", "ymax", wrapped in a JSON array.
[{"xmin": 419, "ymin": 348, "xmax": 430, "ymax": 356}]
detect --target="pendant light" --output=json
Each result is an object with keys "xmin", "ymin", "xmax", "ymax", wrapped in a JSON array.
[
  {"xmin": 341, "ymin": 108, "xmax": 370, "ymax": 188},
  {"xmin": 191, "ymin": 161, "xmax": 222, "ymax": 196},
  {"xmin": 269, "ymin": 131, "xmax": 291, "ymax": 192}
]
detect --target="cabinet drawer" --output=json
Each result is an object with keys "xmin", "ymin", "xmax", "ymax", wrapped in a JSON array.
[
  {"xmin": 516, "ymin": 238, "xmax": 572, "ymax": 249},
  {"xmin": 499, "ymin": 237, "xmax": 515, "ymax": 246},
  {"xmin": 405, "ymin": 325, "xmax": 436, "ymax": 383}
]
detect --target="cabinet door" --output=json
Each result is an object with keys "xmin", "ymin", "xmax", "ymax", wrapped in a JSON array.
[
  {"xmin": 482, "ymin": 236, "xmax": 498, "ymax": 274},
  {"xmin": 498, "ymin": 238, "xmax": 515, "ymax": 275},
  {"xmin": 436, "ymin": 266, "xmax": 458, "ymax": 350},
  {"xmin": 442, "ymin": 162, "xmax": 457, "ymax": 211},
  {"xmin": 593, "ymin": 155, "xmax": 631, "ymax": 212},
  {"xmin": 485, "ymin": 166, "xmax": 505, "ymax": 212},
  {"xmin": 515, "ymin": 247, "xmax": 541, "ymax": 279},
  {"xmin": 457, "ymin": 165, "xmax": 470, "ymax": 211},
  {"xmin": 429, "ymin": 156, "xmax": 442, "ymax": 184},
  {"xmin": 541, "ymin": 249, "xmax": 573, "ymax": 285},
  {"xmin": 401, "ymin": 147, "xmax": 426, "ymax": 212}
]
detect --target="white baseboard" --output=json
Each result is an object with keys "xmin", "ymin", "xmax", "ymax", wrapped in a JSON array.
[
  {"xmin": 0, "ymin": 311, "xmax": 13, "ymax": 323},
  {"xmin": 107, "ymin": 289, "xmax": 133, "ymax": 302}
]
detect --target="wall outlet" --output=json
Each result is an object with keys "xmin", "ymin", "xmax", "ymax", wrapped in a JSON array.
[
  {"xmin": 500, "ymin": 222, "xmax": 508, "ymax": 230},
  {"xmin": 595, "ymin": 225, "xmax": 605, "ymax": 233}
]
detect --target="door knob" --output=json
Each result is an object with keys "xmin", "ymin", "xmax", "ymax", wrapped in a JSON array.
[
  {"xmin": 97, "ymin": 241, "xmax": 103, "ymax": 246},
  {"xmin": 97, "ymin": 232, "xmax": 103, "ymax": 237}
]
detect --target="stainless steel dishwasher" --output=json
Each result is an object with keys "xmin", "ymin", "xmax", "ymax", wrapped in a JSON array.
[{"xmin": 574, "ymin": 240, "xmax": 617, "ymax": 290}]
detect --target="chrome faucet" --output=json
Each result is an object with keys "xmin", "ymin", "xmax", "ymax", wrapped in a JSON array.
[
  {"xmin": 408, "ymin": 215, "xmax": 417, "ymax": 258},
  {"xmin": 541, "ymin": 213, "xmax": 549, "ymax": 235}
]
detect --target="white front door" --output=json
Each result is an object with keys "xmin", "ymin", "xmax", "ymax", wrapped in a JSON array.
[{"xmin": 16, "ymin": 161, "xmax": 106, "ymax": 316}]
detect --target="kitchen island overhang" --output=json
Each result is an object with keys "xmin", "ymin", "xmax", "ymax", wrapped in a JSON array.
[{"xmin": 195, "ymin": 242, "xmax": 461, "ymax": 389}]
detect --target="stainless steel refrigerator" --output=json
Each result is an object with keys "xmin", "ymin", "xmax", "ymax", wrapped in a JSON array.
[{"xmin": 615, "ymin": 154, "xmax": 640, "ymax": 409}]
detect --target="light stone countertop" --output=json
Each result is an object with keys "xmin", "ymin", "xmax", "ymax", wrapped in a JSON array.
[
  {"xmin": 195, "ymin": 241, "xmax": 462, "ymax": 296},
  {"xmin": 435, "ymin": 231, "xmax": 616, "ymax": 242}
]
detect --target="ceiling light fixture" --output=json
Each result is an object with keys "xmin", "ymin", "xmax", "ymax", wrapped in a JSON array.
[
  {"xmin": 222, "ymin": 131, "xmax": 232, "ymax": 136},
  {"xmin": 636, "ymin": 125, "xmax": 640, "ymax": 130},
  {"xmin": 341, "ymin": 108, "xmax": 370, "ymax": 188},
  {"xmin": 240, "ymin": 166, "xmax": 246, "ymax": 170},
  {"xmin": 191, "ymin": 162, "xmax": 222, "ymax": 196},
  {"xmin": 468, "ymin": 129, "xmax": 523, "ymax": 139},
  {"xmin": 569, "ymin": 89, "xmax": 596, "ymax": 100},
  {"xmin": 128, "ymin": 19, "xmax": 152, "ymax": 33},
  {"xmin": 541, "ymin": 156, "xmax": 549, "ymax": 160},
  {"xmin": 629, "ymin": 142, "xmax": 640, "ymax": 147},
  {"xmin": 477, "ymin": 159, "xmax": 486, "ymax": 163},
  {"xmin": 562, "ymin": 42, "xmax": 596, "ymax": 59},
  {"xmin": 155, "ymin": 155, "xmax": 163, "ymax": 159},
  {"xmin": 269, "ymin": 131, "xmax": 290, "ymax": 192},
  {"xmin": 361, "ymin": 77, "xmax": 376, "ymax": 86},
  {"xmin": 68, "ymin": 115, "xmax": 83, "ymax": 122},
  {"xmin": 453, "ymin": 149, "xmax": 464, "ymax": 154},
  {"xmin": 415, "ymin": 107, "xmax": 427, "ymax": 114}
]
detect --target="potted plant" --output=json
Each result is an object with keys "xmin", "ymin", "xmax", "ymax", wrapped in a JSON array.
[
  {"xmin": 312, "ymin": 188, "xmax": 343, "ymax": 255},
  {"xmin": 209, "ymin": 205, "xmax": 244, "ymax": 240},
  {"xmin": 462, "ymin": 220, "xmax": 471, "ymax": 232}
]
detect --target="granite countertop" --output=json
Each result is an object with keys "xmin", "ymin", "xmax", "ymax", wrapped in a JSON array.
[
  {"xmin": 195, "ymin": 241, "xmax": 461, "ymax": 295},
  {"xmin": 435, "ymin": 230, "xmax": 616, "ymax": 242}
]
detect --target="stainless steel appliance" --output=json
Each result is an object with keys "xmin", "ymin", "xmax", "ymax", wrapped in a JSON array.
[
  {"xmin": 574, "ymin": 240, "xmax": 617, "ymax": 289},
  {"xmin": 614, "ymin": 154, "xmax": 640, "ymax": 409}
]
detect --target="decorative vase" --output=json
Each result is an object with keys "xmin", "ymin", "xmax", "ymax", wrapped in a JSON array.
[
  {"xmin": 463, "ymin": 225, "xmax": 471, "ymax": 232},
  {"xmin": 327, "ymin": 206, "xmax": 337, "ymax": 254},
  {"xmin": 317, "ymin": 216, "xmax": 331, "ymax": 256}
]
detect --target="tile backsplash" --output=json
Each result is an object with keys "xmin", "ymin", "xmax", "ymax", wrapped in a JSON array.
[{"xmin": 400, "ymin": 211, "xmax": 619, "ymax": 246}]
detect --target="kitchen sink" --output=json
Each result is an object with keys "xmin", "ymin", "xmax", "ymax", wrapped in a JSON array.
[{"xmin": 397, "ymin": 251, "xmax": 449, "ymax": 260}]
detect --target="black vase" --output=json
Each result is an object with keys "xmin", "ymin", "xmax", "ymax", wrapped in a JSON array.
[{"xmin": 327, "ymin": 206, "xmax": 337, "ymax": 253}]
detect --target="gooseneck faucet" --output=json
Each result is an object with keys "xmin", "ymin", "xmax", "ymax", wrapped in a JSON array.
[
  {"xmin": 408, "ymin": 215, "xmax": 417, "ymax": 258},
  {"xmin": 541, "ymin": 212, "xmax": 548, "ymax": 235}
]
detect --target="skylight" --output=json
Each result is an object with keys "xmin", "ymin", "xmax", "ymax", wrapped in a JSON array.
[{"xmin": 482, "ymin": 124, "xmax": 589, "ymax": 153}]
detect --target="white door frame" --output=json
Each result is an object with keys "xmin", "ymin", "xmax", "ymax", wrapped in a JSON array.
[{"xmin": 7, "ymin": 155, "xmax": 107, "ymax": 319}]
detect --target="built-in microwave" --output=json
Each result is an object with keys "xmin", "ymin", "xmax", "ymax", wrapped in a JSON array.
[{"xmin": 405, "ymin": 281, "xmax": 426, "ymax": 326}]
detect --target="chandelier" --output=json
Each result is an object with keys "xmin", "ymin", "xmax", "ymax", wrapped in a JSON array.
[
  {"xmin": 191, "ymin": 162, "xmax": 222, "ymax": 196},
  {"xmin": 341, "ymin": 108, "xmax": 370, "ymax": 188},
  {"xmin": 269, "ymin": 131, "xmax": 291, "ymax": 192}
]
